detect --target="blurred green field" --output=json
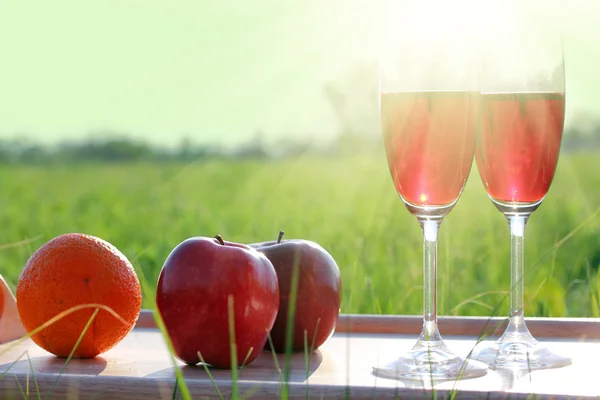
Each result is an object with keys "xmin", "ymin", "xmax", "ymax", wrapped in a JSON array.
[{"xmin": 0, "ymin": 152, "xmax": 599, "ymax": 319}]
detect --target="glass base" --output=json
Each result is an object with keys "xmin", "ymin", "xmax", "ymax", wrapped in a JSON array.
[
  {"xmin": 373, "ymin": 339, "xmax": 488, "ymax": 381},
  {"xmin": 474, "ymin": 339, "xmax": 572, "ymax": 371},
  {"xmin": 474, "ymin": 317, "xmax": 571, "ymax": 371}
]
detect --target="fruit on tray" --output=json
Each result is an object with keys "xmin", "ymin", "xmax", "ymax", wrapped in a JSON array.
[
  {"xmin": 250, "ymin": 231, "xmax": 342, "ymax": 353},
  {"xmin": 156, "ymin": 235, "xmax": 279, "ymax": 369},
  {"xmin": 16, "ymin": 233, "xmax": 142, "ymax": 358}
]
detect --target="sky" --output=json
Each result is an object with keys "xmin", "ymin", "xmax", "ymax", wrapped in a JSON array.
[{"xmin": 0, "ymin": 0, "xmax": 599, "ymax": 148}]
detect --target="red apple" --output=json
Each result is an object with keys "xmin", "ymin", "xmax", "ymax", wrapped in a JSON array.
[
  {"xmin": 156, "ymin": 235, "xmax": 279, "ymax": 369},
  {"xmin": 250, "ymin": 231, "xmax": 342, "ymax": 353}
]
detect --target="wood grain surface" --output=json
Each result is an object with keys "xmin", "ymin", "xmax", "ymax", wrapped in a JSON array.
[
  {"xmin": 1, "ymin": 288, "xmax": 599, "ymax": 400},
  {"xmin": 0, "ymin": 314, "xmax": 597, "ymax": 399}
]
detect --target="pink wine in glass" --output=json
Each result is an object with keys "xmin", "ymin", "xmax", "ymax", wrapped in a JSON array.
[
  {"xmin": 380, "ymin": 91, "xmax": 479, "ymax": 209},
  {"xmin": 476, "ymin": 92, "xmax": 565, "ymax": 205}
]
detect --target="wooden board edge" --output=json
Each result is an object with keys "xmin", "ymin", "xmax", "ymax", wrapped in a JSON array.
[
  {"xmin": 135, "ymin": 310, "xmax": 600, "ymax": 339},
  {"xmin": 336, "ymin": 314, "xmax": 600, "ymax": 339}
]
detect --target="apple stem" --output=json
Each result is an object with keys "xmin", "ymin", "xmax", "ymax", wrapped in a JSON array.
[
  {"xmin": 277, "ymin": 230, "xmax": 284, "ymax": 244},
  {"xmin": 215, "ymin": 235, "xmax": 225, "ymax": 245}
]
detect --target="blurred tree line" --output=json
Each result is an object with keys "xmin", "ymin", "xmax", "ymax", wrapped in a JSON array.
[{"xmin": 1, "ymin": 63, "xmax": 598, "ymax": 164}]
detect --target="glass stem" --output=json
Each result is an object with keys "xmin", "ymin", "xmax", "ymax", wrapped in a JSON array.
[
  {"xmin": 418, "ymin": 217, "xmax": 443, "ymax": 341},
  {"xmin": 503, "ymin": 214, "xmax": 534, "ymax": 339}
]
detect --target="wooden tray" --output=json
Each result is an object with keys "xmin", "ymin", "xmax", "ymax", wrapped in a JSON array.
[{"xmin": 0, "ymin": 281, "xmax": 599, "ymax": 399}]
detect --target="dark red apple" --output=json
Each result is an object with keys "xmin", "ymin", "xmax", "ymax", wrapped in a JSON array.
[
  {"xmin": 156, "ymin": 235, "xmax": 279, "ymax": 369},
  {"xmin": 250, "ymin": 231, "xmax": 342, "ymax": 353}
]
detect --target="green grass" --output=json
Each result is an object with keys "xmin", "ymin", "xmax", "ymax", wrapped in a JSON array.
[{"xmin": 0, "ymin": 151, "xmax": 599, "ymax": 319}]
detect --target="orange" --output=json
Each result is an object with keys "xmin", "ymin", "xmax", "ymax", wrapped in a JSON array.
[{"xmin": 16, "ymin": 233, "xmax": 142, "ymax": 358}]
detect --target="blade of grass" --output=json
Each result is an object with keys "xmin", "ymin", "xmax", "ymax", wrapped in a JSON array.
[
  {"xmin": 542, "ymin": 234, "xmax": 560, "ymax": 316},
  {"xmin": 197, "ymin": 351, "xmax": 224, "ymax": 400},
  {"xmin": 585, "ymin": 260, "xmax": 599, "ymax": 318},
  {"xmin": 0, "ymin": 301, "xmax": 131, "ymax": 364},
  {"xmin": 450, "ymin": 291, "xmax": 508, "ymax": 314},
  {"xmin": 172, "ymin": 376, "xmax": 179, "ymax": 400},
  {"xmin": 304, "ymin": 330, "xmax": 309, "ymax": 400},
  {"xmin": 0, "ymin": 351, "xmax": 27, "ymax": 381},
  {"xmin": 13, "ymin": 373, "xmax": 26, "ymax": 400},
  {"xmin": 151, "ymin": 308, "xmax": 192, "ymax": 400},
  {"xmin": 45, "ymin": 308, "xmax": 99, "ymax": 399},
  {"xmin": 281, "ymin": 247, "xmax": 301, "ymax": 400},
  {"xmin": 264, "ymin": 333, "xmax": 283, "ymax": 395},
  {"xmin": 238, "ymin": 348, "xmax": 267, "ymax": 400},
  {"xmin": 227, "ymin": 294, "xmax": 239, "ymax": 400},
  {"xmin": 528, "ymin": 206, "xmax": 600, "ymax": 273},
  {"xmin": 303, "ymin": 317, "xmax": 320, "ymax": 400},
  {"xmin": 25, "ymin": 351, "xmax": 41, "ymax": 400},
  {"xmin": 133, "ymin": 259, "xmax": 192, "ymax": 400},
  {"xmin": 0, "ymin": 235, "xmax": 42, "ymax": 251},
  {"xmin": 240, "ymin": 347, "xmax": 254, "ymax": 368}
]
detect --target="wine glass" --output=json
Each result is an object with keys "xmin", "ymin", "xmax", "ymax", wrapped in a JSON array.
[
  {"xmin": 373, "ymin": 1, "xmax": 488, "ymax": 381},
  {"xmin": 472, "ymin": 2, "xmax": 571, "ymax": 370}
]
